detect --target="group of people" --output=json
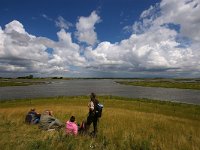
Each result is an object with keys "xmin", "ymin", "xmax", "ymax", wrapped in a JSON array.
[{"xmin": 25, "ymin": 93, "xmax": 103, "ymax": 137}]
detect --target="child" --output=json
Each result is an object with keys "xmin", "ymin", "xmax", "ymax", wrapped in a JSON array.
[{"xmin": 66, "ymin": 116, "xmax": 78, "ymax": 136}]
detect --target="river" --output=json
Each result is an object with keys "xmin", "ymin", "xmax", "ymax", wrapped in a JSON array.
[{"xmin": 0, "ymin": 79, "xmax": 200, "ymax": 104}]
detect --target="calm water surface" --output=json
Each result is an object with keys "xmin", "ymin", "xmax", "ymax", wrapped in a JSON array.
[{"xmin": 0, "ymin": 79, "xmax": 200, "ymax": 104}]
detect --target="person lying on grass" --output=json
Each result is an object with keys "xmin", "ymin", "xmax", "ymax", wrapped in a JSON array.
[
  {"xmin": 39, "ymin": 110, "xmax": 63, "ymax": 131},
  {"xmin": 25, "ymin": 108, "xmax": 41, "ymax": 124}
]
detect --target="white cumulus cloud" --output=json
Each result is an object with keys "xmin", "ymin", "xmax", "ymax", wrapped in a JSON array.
[
  {"xmin": 84, "ymin": 0, "xmax": 200, "ymax": 76},
  {"xmin": 158, "ymin": 0, "xmax": 200, "ymax": 42},
  {"xmin": 0, "ymin": 20, "xmax": 85, "ymax": 77},
  {"xmin": 1, "ymin": 0, "xmax": 200, "ymax": 77},
  {"xmin": 75, "ymin": 11, "xmax": 101, "ymax": 46}
]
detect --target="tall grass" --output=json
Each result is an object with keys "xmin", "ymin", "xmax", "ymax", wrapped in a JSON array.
[
  {"xmin": 0, "ymin": 96, "xmax": 200, "ymax": 150},
  {"xmin": 117, "ymin": 80, "xmax": 200, "ymax": 90},
  {"xmin": 0, "ymin": 79, "xmax": 45, "ymax": 87}
]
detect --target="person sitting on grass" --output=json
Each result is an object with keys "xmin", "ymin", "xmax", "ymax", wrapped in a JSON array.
[
  {"xmin": 39, "ymin": 110, "xmax": 63, "ymax": 131},
  {"xmin": 66, "ymin": 116, "xmax": 78, "ymax": 136},
  {"xmin": 78, "ymin": 120, "xmax": 87, "ymax": 135},
  {"xmin": 25, "ymin": 108, "xmax": 41, "ymax": 124}
]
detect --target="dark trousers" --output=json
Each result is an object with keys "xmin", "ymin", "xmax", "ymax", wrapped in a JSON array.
[{"xmin": 86, "ymin": 112, "xmax": 98, "ymax": 134}]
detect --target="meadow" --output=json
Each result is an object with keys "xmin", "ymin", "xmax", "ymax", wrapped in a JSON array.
[
  {"xmin": 0, "ymin": 79, "xmax": 46, "ymax": 87},
  {"xmin": 117, "ymin": 79, "xmax": 200, "ymax": 90},
  {"xmin": 0, "ymin": 96, "xmax": 200, "ymax": 150}
]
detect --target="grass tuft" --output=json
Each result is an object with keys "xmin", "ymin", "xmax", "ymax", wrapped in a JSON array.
[{"xmin": 117, "ymin": 80, "xmax": 200, "ymax": 90}]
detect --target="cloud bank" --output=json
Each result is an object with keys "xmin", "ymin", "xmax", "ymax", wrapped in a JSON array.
[
  {"xmin": 0, "ymin": 20, "xmax": 85, "ymax": 76},
  {"xmin": 0, "ymin": 0, "xmax": 200, "ymax": 77}
]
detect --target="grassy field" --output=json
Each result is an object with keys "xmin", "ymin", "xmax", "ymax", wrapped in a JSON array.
[
  {"xmin": 0, "ymin": 96, "xmax": 200, "ymax": 150},
  {"xmin": 117, "ymin": 80, "xmax": 200, "ymax": 90},
  {"xmin": 0, "ymin": 79, "xmax": 48, "ymax": 87}
]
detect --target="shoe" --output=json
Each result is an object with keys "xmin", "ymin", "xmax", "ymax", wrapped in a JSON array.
[{"xmin": 90, "ymin": 131, "xmax": 97, "ymax": 138}]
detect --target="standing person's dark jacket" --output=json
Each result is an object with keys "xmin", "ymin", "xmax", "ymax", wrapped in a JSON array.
[{"xmin": 86, "ymin": 93, "xmax": 100, "ymax": 136}]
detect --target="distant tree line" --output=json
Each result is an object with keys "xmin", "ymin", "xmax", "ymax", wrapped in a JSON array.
[
  {"xmin": 0, "ymin": 77, "xmax": 12, "ymax": 79},
  {"xmin": 51, "ymin": 77, "xmax": 63, "ymax": 79},
  {"xmin": 17, "ymin": 75, "xmax": 33, "ymax": 79}
]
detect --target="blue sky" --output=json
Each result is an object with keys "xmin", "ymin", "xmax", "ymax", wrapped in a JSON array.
[
  {"xmin": 0, "ymin": 0, "xmax": 159, "ymax": 42},
  {"xmin": 0, "ymin": 0, "xmax": 200, "ymax": 78}
]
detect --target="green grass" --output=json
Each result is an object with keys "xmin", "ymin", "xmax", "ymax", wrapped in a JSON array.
[
  {"xmin": 0, "ymin": 79, "xmax": 46, "ymax": 87},
  {"xmin": 117, "ymin": 80, "xmax": 200, "ymax": 90},
  {"xmin": 0, "ymin": 96, "xmax": 200, "ymax": 150}
]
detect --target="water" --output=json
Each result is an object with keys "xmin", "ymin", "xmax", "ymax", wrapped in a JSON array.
[{"xmin": 0, "ymin": 79, "xmax": 200, "ymax": 104}]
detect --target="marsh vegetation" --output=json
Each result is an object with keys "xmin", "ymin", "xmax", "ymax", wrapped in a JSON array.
[
  {"xmin": 0, "ymin": 79, "xmax": 46, "ymax": 87},
  {"xmin": 117, "ymin": 79, "xmax": 200, "ymax": 90}
]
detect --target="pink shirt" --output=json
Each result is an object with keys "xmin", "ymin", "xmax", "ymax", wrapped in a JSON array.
[{"xmin": 66, "ymin": 121, "xmax": 78, "ymax": 135}]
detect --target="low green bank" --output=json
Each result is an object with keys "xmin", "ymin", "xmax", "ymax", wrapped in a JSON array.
[
  {"xmin": 0, "ymin": 79, "xmax": 46, "ymax": 87},
  {"xmin": 117, "ymin": 80, "xmax": 200, "ymax": 90}
]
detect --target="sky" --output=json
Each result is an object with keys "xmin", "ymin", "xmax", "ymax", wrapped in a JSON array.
[{"xmin": 0, "ymin": 0, "xmax": 200, "ymax": 78}]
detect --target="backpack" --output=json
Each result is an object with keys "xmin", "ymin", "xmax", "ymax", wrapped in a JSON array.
[
  {"xmin": 25, "ymin": 113, "xmax": 33, "ymax": 124},
  {"xmin": 95, "ymin": 103, "xmax": 103, "ymax": 118}
]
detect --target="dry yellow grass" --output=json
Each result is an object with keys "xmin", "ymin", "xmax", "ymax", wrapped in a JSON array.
[{"xmin": 0, "ymin": 96, "xmax": 200, "ymax": 150}]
